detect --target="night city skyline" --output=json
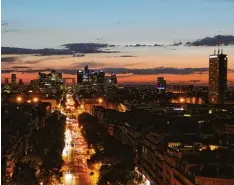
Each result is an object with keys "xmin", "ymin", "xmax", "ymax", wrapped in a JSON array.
[{"xmin": 1, "ymin": 1, "xmax": 234, "ymax": 185}]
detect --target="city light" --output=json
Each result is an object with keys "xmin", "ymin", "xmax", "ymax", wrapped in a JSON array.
[
  {"xmin": 62, "ymin": 151, "xmax": 67, "ymax": 156},
  {"xmin": 98, "ymin": 98, "xmax": 103, "ymax": 104},
  {"xmin": 65, "ymin": 172, "xmax": 72, "ymax": 180},
  {"xmin": 2, "ymin": 3, "xmax": 234, "ymax": 185},
  {"xmin": 16, "ymin": 96, "xmax": 22, "ymax": 102},
  {"xmin": 33, "ymin": 97, "xmax": 39, "ymax": 103},
  {"xmin": 179, "ymin": 97, "xmax": 185, "ymax": 103}
]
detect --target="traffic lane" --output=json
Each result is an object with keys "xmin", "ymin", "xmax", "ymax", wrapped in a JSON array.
[{"xmin": 64, "ymin": 106, "xmax": 97, "ymax": 184}]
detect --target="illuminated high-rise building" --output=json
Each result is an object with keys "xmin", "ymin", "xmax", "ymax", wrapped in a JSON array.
[
  {"xmin": 157, "ymin": 77, "xmax": 166, "ymax": 94},
  {"xmin": 11, "ymin": 74, "xmax": 16, "ymax": 84},
  {"xmin": 77, "ymin": 70, "xmax": 84, "ymax": 84},
  {"xmin": 209, "ymin": 49, "xmax": 228, "ymax": 104}
]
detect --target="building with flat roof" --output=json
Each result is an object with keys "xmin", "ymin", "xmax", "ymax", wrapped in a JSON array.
[{"xmin": 209, "ymin": 49, "xmax": 228, "ymax": 104}]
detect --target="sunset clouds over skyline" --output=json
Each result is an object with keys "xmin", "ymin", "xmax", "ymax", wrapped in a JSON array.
[{"xmin": 1, "ymin": 0, "xmax": 234, "ymax": 84}]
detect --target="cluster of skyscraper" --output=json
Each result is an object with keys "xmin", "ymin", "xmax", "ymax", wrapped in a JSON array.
[
  {"xmin": 4, "ymin": 74, "xmax": 23, "ymax": 86},
  {"xmin": 38, "ymin": 69, "xmax": 63, "ymax": 88},
  {"xmin": 77, "ymin": 65, "xmax": 117, "ymax": 86},
  {"xmin": 2, "ymin": 48, "xmax": 229, "ymax": 104}
]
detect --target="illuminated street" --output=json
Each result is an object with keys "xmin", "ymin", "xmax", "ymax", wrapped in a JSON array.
[{"xmin": 60, "ymin": 93, "xmax": 101, "ymax": 185}]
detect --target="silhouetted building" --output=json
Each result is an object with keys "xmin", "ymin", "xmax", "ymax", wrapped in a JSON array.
[
  {"xmin": 58, "ymin": 72, "xmax": 62, "ymax": 79},
  {"xmin": 84, "ymin": 65, "xmax": 89, "ymax": 75},
  {"xmin": 157, "ymin": 77, "xmax": 166, "ymax": 94},
  {"xmin": 11, "ymin": 74, "xmax": 16, "ymax": 85},
  {"xmin": 111, "ymin": 73, "xmax": 117, "ymax": 85},
  {"xmin": 209, "ymin": 49, "xmax": 228, "ymax": 104},
  {"xmin": 51, "ymin": 69, "xmax": 56, "ymax": 75},
  {"xmin": 77, "ymin": 70, "xmax": 84, "ymax": 84},
  {"xmin": 18, "ymin": 79, "xmax": 24, "ymax": 85},
  {"xmin": 5, "ymin": 78, "xmax": 9, "ymax": 85},
  {"xmin": 98, "ymin": 70, "xmax": 105, "ymax": 84}
]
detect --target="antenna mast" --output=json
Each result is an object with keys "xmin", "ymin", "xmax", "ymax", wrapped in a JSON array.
[{"xmin": 218, "ymin": 31, "xmax": 221, "ymax": 54}]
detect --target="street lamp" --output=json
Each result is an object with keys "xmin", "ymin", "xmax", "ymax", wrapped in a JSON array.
[
  {"xmin": 16, "ymin": 96, "xmax": 22, "ymax": 103},
  {"xmin": 98, "ymin": 98, "xmax": 103, "ymax": 104},
  {"xmin": 33, "ymin": 97, "xmax": 39, "ymax": 103},
  {"xmin": 179, "ymin": 97, "xmax": 185, "ymax": 103}
]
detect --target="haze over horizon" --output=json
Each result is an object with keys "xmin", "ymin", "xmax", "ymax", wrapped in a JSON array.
[{"xmin": 2, "ymin": 0, "xmax": 234, "ymax": 85}]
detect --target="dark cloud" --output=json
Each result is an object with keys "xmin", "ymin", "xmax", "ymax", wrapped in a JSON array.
[
  {"xmin": 154, "ymin": 44, "xmax": 163, "ymax": 47},
  {"xmin": 12, "ymin": 66, "xmax": 30, "ymax": 69},
  {"xmin": 73, "ymin": 53, "xmax": 85, "ymax": 57},
  {"xmin": 125, "ymin": 44, "xmax": 162, "ymax": 47},
  {"xmin": 62, "ymin": 43, "xmax": 119, "ymax": 53},
  {"xmin": 100, "ymin": 67, "xmax": 208, "ymax": 75},
  {"xmin": 1, "ymin": 67, "xmax": 210, "ymax": 75},
  {"xmin": 1, "ymin": 69, "xmax": 14, "ymax": 73},
  {"xmin": 186, "ymin": 35, "xmax": 234, "ymax": 46},
  {"xmin": 1, "ymin": 57, "xmax": 18, "ymax": 63},
  {"xmin": 171, "ymin": 42, "xmax": 183, "ymax": 46},
  {"xmin": 116, "ymin": 55, "xmax": 137, "ymax": 57},
  {"xmin": 1, "ymin": 43, "xmax": 119, "ymax": 55},
  {"xmin": 1, "ymin": 47, "xmax": 73, "ymax": 55}
]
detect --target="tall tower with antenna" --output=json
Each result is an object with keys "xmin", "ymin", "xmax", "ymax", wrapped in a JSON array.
[{"xmin": 208, "ymin": 32, "xmax": 228, "ymax": 104}]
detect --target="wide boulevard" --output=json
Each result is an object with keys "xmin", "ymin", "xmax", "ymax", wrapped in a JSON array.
[{"xmin": 60, "ymin": 94, "xmax": 101, "ymax": 185}]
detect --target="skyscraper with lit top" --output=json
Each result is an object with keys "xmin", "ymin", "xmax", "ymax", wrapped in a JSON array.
[
  {"xmin": 157, "ymin": 77, "xmax": 166, "ymax": 94},
  {"xmin": 209, "ymin": 49, "xmax": 228, "ymax": 104}
]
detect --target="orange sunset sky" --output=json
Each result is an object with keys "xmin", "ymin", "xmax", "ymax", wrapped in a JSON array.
[
  {"xmin": 1, "ymin": 46, "xmax": 234, "ymax": 85},
  {"xmin": 2, "ymin": 0, "xmax": 234, "ymax": 85}
]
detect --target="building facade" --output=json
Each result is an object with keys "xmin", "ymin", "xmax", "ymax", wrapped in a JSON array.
[{"xmin": 209, "ymin": 50, "xmax": 228, "ymax": 104}]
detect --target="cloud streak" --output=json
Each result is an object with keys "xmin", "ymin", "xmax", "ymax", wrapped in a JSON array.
[
  {"xmin": 62, "ymin": 43, "xmax": 119, "ymax": 53},
  {"xmin": 186, "ymin": 35, "xmax": 234, "ymax": 46},
  {"xmin": 11, "ymin": 66, "xmax": 30, "ymax": 69},
  {"xmin": 1, "ymin": 67, "xmax": 211, "ymax": 75},
  {"xmin": 1, "ymin": 57, "xmax": 18, "ymax": 63},
  {"xmin": 125, "ymin": 44, "xmax": 163, "ymax": 47},
  {"xmin": 116, "ymin": 55, "xmax": 137, "ymax": 57}
]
